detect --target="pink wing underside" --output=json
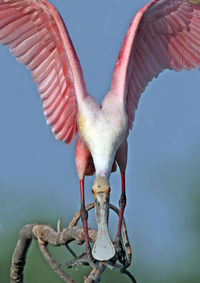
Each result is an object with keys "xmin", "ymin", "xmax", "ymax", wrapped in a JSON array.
[
  {"xmin": 111, "ymin": 0, "xmax": 200, "ymax": 130},
  {"xmin": 0, "ymin": 0, "xmax": 87, "ymax": 144}
]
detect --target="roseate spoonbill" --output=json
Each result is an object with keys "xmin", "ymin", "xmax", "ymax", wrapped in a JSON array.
[{"xmin": 1, "ymin": 0, "xmax": 200, "ymax": 262}]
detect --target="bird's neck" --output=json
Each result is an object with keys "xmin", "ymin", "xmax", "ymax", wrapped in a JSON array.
[
  {"xmin": 77, "ymin": 94, "xmax": 128, "ymax": 178},
  {"xmin": 92, "ymin": 153, "xmax": 115, "ymax": 180}
]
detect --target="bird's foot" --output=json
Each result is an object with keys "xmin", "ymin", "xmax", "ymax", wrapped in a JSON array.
[
  {"xmin": 61, "ymin": 247, "xmax": 97, "ymax": 269},
  {"xmin": 113, "ymin": 235, "xmax": 130, "ymax": 269},
  {"xmin": 81, "ymin": 246, "xmax": 97, "ymax": 268}
]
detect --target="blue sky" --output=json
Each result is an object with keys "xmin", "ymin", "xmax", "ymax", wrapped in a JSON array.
[{"xmin": 0, "ymin": 1, "xmax": 200, "ymax": 282}]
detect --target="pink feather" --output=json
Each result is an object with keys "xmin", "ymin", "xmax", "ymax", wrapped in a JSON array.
[
  {"xmin": 111, "ymin": 0, "xmax": 200, "ymax": 130},
  {"xmin": 0, "ymin": 0, "xmax": 88, "ymax": 144}
]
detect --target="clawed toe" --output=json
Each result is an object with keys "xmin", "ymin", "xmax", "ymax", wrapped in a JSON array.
[
  {"xmin": 61, "ymin": 248, "xmax": 96, "ymax": 269},
  {"xmin": 81, "ymin": 248, "xmax": 97, "ymax": 268}
]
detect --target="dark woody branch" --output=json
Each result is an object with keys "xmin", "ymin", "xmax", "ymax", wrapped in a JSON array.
[{"xmin": 10, "ymin": 204, "xmax": 137, "ymax": 283}]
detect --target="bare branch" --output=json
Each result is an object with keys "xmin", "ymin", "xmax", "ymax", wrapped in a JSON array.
[
  {"xmin": 10, "ymin": 203, "xmax": 136, "ymax": 283},
  {"xmin": 38, "ymin": 242, "xmax": 75, "ymax": 283},
  {"xmin": 11, "ymin": 224, "xmax": 35, "ymax": 283},
  {"xmin": 32, "ymin": 224, "xmax": 97, "ymax": 246},
  {"xmin": 84, "ymin": 263, "xmax": 105, "ymax": 283},
  {"xmin": 110, "ymin": 204, "xmax": 132, "ymax": 267},
  {"xmin": 65, "ymin": 244, "xmax": 77, "ymax": 258}
]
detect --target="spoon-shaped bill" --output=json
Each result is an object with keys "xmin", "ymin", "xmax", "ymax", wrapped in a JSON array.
[{"xmin": 92, "ymin": 192, "xmax": 115, "ymax": 261}]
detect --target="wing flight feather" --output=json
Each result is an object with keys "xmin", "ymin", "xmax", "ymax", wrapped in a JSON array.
[
  {"xmin": 0, "ymin": 0, "xmax": 88, "ymax": 144},
  {"xmin": 111, "ymin": 0, "xmax": 200, "ymax": 130}
]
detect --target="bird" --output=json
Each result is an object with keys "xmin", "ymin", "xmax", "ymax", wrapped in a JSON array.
[{"xmin": 1, "ymin": 0, "xmax": 200, "ymax": 262}]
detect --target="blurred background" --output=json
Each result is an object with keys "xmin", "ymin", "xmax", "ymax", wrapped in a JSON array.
[{"xmin": 0, "ymin": 0, "xmax": 200, "ymax": 282}]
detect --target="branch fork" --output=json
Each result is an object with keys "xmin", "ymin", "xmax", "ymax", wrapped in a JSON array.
[{"xmin": 11, "ymin": 203, "xmax": 137, "ymax": 283}]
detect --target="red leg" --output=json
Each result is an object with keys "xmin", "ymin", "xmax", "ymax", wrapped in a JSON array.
[
  {"xmin": 117, "ymin": 172, "xmax": 126, "ymax": 237},
  {"xmin": 80, "ymin": 179, "xmax": 91, "ymax": 252}
]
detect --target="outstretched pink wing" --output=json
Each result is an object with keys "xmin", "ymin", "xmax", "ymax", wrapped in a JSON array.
[
  {"xmin": 0, "ymin": 0, "xmax": 88, "ymax": 144},
  {"xmin": 111, "ymin": 0, "xmax": 200, "ymax": 130}
]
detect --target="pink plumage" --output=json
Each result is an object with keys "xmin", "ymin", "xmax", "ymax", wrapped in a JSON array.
[
  {"xmin": 1, "ymin": 0, "xmax": 200, "ymax": 261},
  {"xmin": 0, "ymin": 0, "xmax": 87, "ymax": 144},
  {"xmin": 111, "ymin": 0, "xmax": 200, "ymax": 130}
]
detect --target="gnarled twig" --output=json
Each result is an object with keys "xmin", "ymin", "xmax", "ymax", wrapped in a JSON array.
[{"xmin": 10, "ymin": 203, "xmax": 136, "ymax": 283}]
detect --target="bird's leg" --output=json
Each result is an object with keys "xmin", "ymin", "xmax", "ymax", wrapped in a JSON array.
[
  {"xmin": 80, "ymin": 179, "xmax": 91, "ymax": 254},
  {"xmin": 117, "ymin": 172, "xmax": 126, "ymax": 237},
  {"xmin": 114, "ymin": 172, "xmax": 127, "ymax": 266}
]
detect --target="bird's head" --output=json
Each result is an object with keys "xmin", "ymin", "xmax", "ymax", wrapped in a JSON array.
[{"xmin": 92, "ymin": 175, "xmax": 110, "ymax": 198}]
